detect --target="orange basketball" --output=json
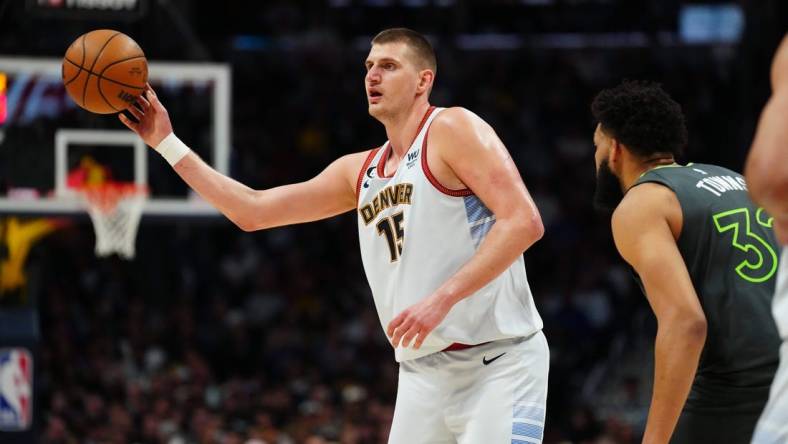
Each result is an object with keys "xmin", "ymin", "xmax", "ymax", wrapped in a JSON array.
[{"xmin": 62, "ymin": 30, "xmax": 148, "ymax": 114}]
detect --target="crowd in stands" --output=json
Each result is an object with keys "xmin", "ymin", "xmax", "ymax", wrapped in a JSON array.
[{"xmin": 0, "ymin": 2, "xmax": 775, "ymax": 443}]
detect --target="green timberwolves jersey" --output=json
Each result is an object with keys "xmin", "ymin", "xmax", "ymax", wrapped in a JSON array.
[{"xmin": 633, "ymin": 163, "xmax": 781, "ymax": 413}]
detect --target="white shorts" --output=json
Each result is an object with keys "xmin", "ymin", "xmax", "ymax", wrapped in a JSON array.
[
  {"xmin": 752, "ymin": 341, "xmax": 788, "ymax": 444},
  {"xmin": 388, "ymin": 331, "xmax": 549, "ymax": 444}
]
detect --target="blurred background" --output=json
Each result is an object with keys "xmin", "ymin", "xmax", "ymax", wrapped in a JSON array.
[{"xmin": 0, "ymin": 0, "xmax": 786, "ymax": 443}]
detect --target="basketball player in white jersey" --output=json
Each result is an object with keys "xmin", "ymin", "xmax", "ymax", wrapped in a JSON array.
[
  {"xmin": 119, "ymin": 28, "xmax": 549, "ymax": 443},
  {"xmin": 748, "ymin": 34, "xmax": 788, "ymax": 444}
]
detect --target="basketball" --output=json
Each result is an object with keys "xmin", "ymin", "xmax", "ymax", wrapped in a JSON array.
[{"xmin": 62, "ymin": 29, "xmax": 148, "ymax": 114}]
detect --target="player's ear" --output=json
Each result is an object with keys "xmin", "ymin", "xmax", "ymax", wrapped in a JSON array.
[
  {"xmin": 609, "ymin": 138, "xmax": 622, "ymax": 164},
  {"xmin": 417, "ymin": 69, "xmax": 434, "ymax": 94}
]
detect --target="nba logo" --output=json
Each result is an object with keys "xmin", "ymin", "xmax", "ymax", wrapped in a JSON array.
[{"xmin": 0, "ymin": 348, "xmax": 32, "ymax": 430}]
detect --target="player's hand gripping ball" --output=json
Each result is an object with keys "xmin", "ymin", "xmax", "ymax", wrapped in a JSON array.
[{"xmin": 62, "ymin": 29, "xmax": 148, "ymax": 114}]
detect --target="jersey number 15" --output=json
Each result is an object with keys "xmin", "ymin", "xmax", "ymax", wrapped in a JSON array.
[{"xmin": 377, "ymin": 212, "xmax": 404, "ymax": 262}]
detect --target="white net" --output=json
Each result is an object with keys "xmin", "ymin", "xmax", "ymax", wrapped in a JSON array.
[{"xmin": 80, "ymin": 185, "xmax": 147, "ymax": 259}]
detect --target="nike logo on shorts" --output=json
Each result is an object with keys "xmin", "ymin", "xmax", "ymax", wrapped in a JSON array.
[{"xmin": 482, "ymin": 352, "xmax": 506, "ymax": 365}]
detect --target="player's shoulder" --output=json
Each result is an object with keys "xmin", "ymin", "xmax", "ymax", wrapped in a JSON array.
[
  {"xmin": 327, "ymin": 148, "xmax": 380, "ymax": 184},
  {"xmin": 429, "ymin": 106, "xmax": 494, "ymax": 145},
  {"xmin": 432, "ymin": 106, "xmax": 486, "ymax": 129},
  {"xmin": 613, "ymin": 182, "xmax": 678, "ymax": 231},
  {"xmin": 338, "ymin": 148, "xmax": 380, "ymax": 168},
  {"xmin": 771, "ymin": 34, "xmax": 788, "ymax": 89}
]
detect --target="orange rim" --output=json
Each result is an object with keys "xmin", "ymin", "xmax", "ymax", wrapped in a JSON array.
[{"xmin": 76, "ymin": 182, "xmax": 148, "ymax": 214}]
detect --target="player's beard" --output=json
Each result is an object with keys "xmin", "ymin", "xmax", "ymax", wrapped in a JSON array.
[{"xmin": 593, "ymin": 160, "xmax": 625, "ymax": 214}]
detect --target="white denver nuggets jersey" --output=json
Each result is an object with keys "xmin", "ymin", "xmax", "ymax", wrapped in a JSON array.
[
  {"xmin": 774, "ymin": 248, "xmax": 788, "ymax": 339},
  {"xmin": 356, "ymin": 107, "xmax": 543, "ymax": 362}
]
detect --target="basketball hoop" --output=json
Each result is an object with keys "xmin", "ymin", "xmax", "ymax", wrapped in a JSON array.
[{"xmin": 76, "ymin": 183, "xmax": 148, "ymax": 259}]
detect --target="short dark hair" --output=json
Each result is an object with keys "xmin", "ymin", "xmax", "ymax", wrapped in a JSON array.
[
  {"xmin": 371, "ymin": 28, "xmax": 437, "ymax": 72},
  {"xmin": 591, "ymin": 80, "xmax": 687, "ymax": 158}
]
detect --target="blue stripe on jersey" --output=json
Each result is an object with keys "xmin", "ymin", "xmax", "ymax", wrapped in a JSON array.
[
  {"xmin": 464, "ymin": 195, "xmax": 495, "ymax": 247},
  {"xmin": 512, "ymin": 422, "xmax": 543, "ymax": 440},
  {"xmin": 513, "ymin": 404, "xmax": 545, "ymax": 423},
  {"xmin": 464, "ymin": 195, "xmax": 493, "ymax": 222},
  {"xmin": 470, "ymin": 219, "xmax": 495, "ymax": 248},
  {"xmin": 512, "ymin": 440, "xmax": 539, "ymax": 444}
]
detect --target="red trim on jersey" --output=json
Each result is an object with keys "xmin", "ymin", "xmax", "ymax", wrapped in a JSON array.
[
  {"xmin": 377, "ymin": 106, "xmax": 437, "ymax": 179},
  {"xmin": 376, "ymin": 144, "xmax": 390, "ymax": 179},
  {"xmin": 442, "ymin": 341, "xmax": 490, "ymax": 352},
  {"xmin": 356, "ymin": 147, "xmax": 381, "ymax": 203},
  {"xmin": 421, "ymin": 124, "xmax": 474, "ymax": 197}
]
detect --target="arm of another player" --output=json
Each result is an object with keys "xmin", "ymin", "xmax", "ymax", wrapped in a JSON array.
[
  {"xmin": 611, "ymin": 184, "xmax": 707, "ymax": 444},
  {"xmin": 745, "ymin": 35, "xmax": 788, "ymax": 244},
  {"xmin": 119, "ymin": 85, "xmax": 361, "ymax": 231},
  {"xmin": 388, "ymin": 107, "xmax": 544, "ymax": 349}
]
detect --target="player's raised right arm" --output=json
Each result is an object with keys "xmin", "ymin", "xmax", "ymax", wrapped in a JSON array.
[
  {"xmin": 170, "ymin": 150, "xmax": 361, "ymax": 231},
  {"xmin": 119, "ymin": 85, "xmax": 361, "ymax": 231}
]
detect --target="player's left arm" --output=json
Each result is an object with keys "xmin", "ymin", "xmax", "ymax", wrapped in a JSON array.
[
  {"xmin": 612, "ymin": 184, "xmax": 707, "ymax": 444},
  {"xmin": 388, "ymin": 107, "xmax": 544, "ymax": 349}
]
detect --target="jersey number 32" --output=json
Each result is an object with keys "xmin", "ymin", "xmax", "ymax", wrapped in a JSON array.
[{"xmin": 713, "ymin": 207, "xmax": 778, "ymax": 283}]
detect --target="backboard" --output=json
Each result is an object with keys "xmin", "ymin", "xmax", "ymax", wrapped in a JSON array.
[{"xmin": 0, "ymin": 57, "xmax": 231, "ymax": 217}]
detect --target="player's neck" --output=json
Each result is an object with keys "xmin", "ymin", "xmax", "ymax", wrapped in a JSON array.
[{"xmin": 384, "ymin": 101, "xmax": 432, "ymax": 158}]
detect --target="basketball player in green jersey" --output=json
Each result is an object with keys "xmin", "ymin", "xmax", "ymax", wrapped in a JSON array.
[{"xmin": 591, "ymin": 80, "xmax": 781, "ymax": 444}]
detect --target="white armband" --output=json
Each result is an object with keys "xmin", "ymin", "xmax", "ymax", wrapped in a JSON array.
[{"xmin": 155, "ymin": 133, "xmax": 191, "ymax": 166}]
